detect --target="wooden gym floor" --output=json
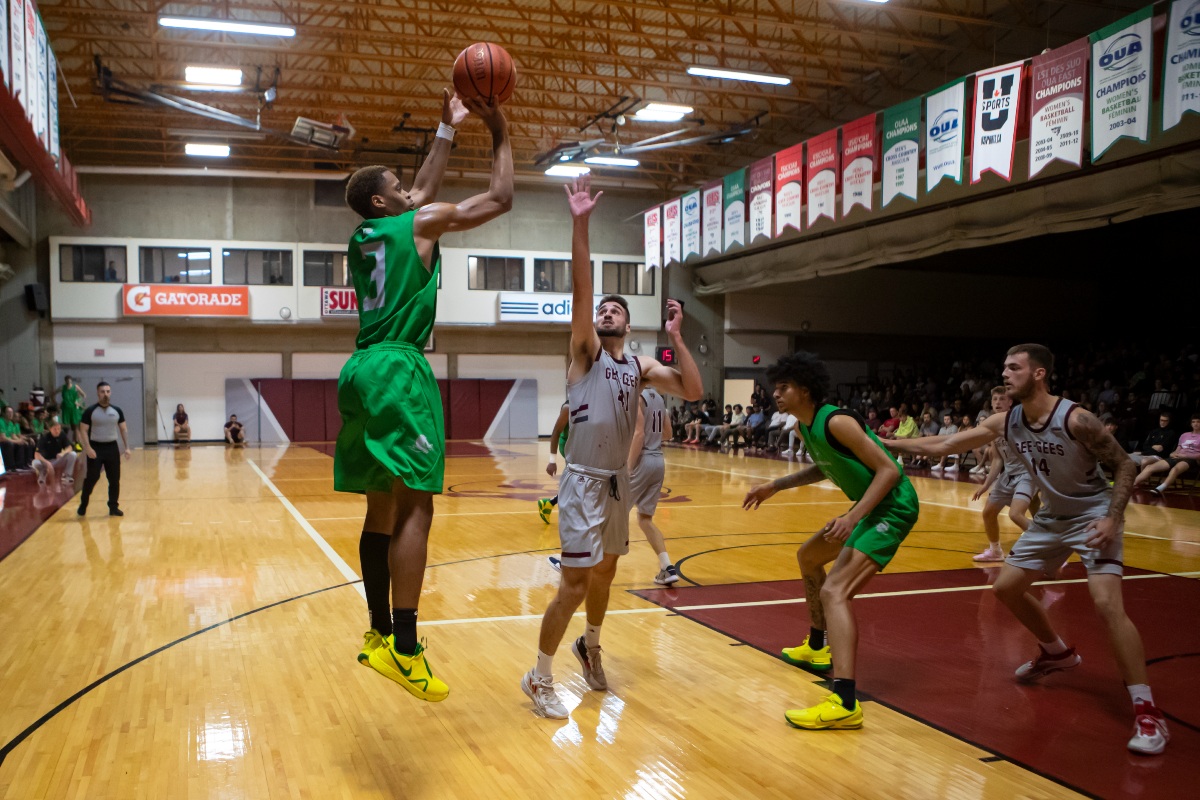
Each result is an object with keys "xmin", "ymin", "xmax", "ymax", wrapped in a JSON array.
[{"xmin": 1, "ymin": 442, "xmax": 1198, "ymax": 799}]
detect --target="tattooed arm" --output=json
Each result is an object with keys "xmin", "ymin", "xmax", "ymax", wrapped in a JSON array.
[
  {"xmin": 742, "ymin": 464, "xmax": 826, "ymax": 510},
  {"xmin": 1070, "ymin": 408, "xmax": 1137, "ymax": 547}
]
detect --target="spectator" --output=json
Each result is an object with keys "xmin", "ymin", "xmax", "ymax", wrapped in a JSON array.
[
  {"xmin": 173, "ymin": 404, "xmax": 191, "ymax": 445},
  {"xmin": 766, "ymin": 407, "xmax": 790, "ymax": 450},
  {"xmin": 683, "ymin": 401, "xmax": 716, "ymax": 444},
  {"xmin": 224, "ymin": 414, "xmax": 246, "ymax": 447},
  {"xmin": 1135, "ymin": 413, "xmax": 1200, "ymax": 493},
  {"xmin": 0, "ymin": 406, "xmax": 35, "ymax": 471},
  {"xmin": 864, "ymin": 408, "xmax": 882, "ymax": 433},
  {"xmin": 1097, "ymin": 380, "xmax": 1120, "ymax": 408},
  {"xmin": 931, "ymin": 413, "xmax": 959, "ymax": 473},
  {"xmin": 714, "ymin": 404, "xmax": 746, "ymax": 448},
  {"xmin": 32, "ymin": 420, "xmax": 77, "ymax": 487},
  {"xmin": 1139, "ymin": 413, "xmax": 1179, "ymax": 461},
  {"xmin": 894, "ymin": 408, "xmax": 918, "ymax": 440},
  {"xmin": 534, "ymin": 268, "xmax": 551, "ymax": 292},
  {"xmin": 879, "ymin": 406, "xmax": 901, "ymax": 439}
]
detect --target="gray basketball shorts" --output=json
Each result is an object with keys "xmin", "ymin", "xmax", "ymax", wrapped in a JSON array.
[
  {"xmin": 557, "ymin": 463, "xmax": 631, "ymax": 568},
  {"xmin": 629, "ymin": 453, "xmax": 665, "ymax": 516},
  {"xmin": 1005, "ymin": 509, "xmax": 1123, "ymax": 576},
  {"xmin": 989, "ymin": 471, "xmax": 1034, "ymax": 507}
]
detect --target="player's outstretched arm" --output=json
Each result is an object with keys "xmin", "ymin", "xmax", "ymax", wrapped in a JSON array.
[
  {"xmin": 638, "ymin": 300, "xmax": 703, "ymax": 401},
  {"xmin": 743, "ymin": 464, "xmax": 826, "ymax": 509},
  {"xmin": 886, "ymin": 414, "xmax": 1001, "ymax": 457},
  {"xmin": 408, "ymin": 89, "xmax": 470, "ymax": 208},
  {"xmin": 564, "ymin": 176, "xmax": 603, "ymax": 371},
  {"xmin": 822, "ymin": 415, "xmax": 902, "ymax": 540},
  {"xmin": 1072, "ymin": 409, "xmax": 1136, "ymax": 527}
]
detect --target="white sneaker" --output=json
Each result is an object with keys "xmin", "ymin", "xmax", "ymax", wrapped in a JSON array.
[
  {"xmin": 780, "ymin": 449, "xmax": 794, "ymax": 459},
  {"xmin": 654, "ymin": 565, "xmax": 680, "ymax": 585},
  {"xmin": 1015, "ymin": 645, "xmax": 1081, "ymax": 681},
  {"xmin": 521, "ymin": 670, "xmax": 569, "ymax": 719},
  {"xmin": 1128, "ymin": 700, "xmax": 1169, "ymax": 755},
  {"xmin": 930, "ymin": 463, "xmax": 943, "ymax": 471},
  {"xmin": 970, "ymin": 465, "xmax": 986, "ymax": 475},
  {"xmin": 945, "ymin": 463, "xmax": 959, "ymax": 473},
  {"xmin": 572, "ymin": 635, "xmax": 608, "ymax": 690}
]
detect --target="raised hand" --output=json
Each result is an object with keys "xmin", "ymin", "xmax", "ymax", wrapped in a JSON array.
[
  {"xmin": 443, "ymin": 88, "xmax": 469, "ymax": 127},
  {"xmin": 462, "ymin": 96, "xmax": 506, "ymax": 132},
  {"xmin": 563, "ymin": 174, "xmax": 603, "ymax": 219},
  {"xmin": 664, "ymin": 298, "xmax": 683, "ymax": 338}
]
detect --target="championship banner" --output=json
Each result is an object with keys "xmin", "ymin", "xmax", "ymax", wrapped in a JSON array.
[
  {"xmin": 36, "ymin": 16, "xmax": 48, "ymax": 148},
  {"xmin": 122, "ymin": 285, "xmax": 250, "ymax": 318},
  {"xmin": 1090, "ymin": 5, "xmax": 1153, "ymax": 161},
  {"xmin": 748, "ymin": 157, "xmax": 774, "ymax": 243},
  {"xmin": 841, "ymin": 114, "xmax": 875, "ymax": 215},
  {"xmin": 925, "ymin": 79, "xmax": 965, "ymax": 192},
  {"xmin": 971, "ymin": 60, "xmax": 1024, "ymax": 183},
  {"xmin": 23, "ymin": 0, "xmax": 34, "ymax": 120},
  {"xmin": 701, "ymin": 182, "xmax": 722, "ymax": 257},
  {"xmin": 643, "ymin": 206, "xmax": 661, "ymax": 269},
  {"xmin": 723, "ymin": 169, "xmax": 747, "ymax": 251},
  {"xmin": 681, "ymin": 191, "xmax": 701, "ymax": 260},
  {"xmin": 1029, "ymin": 38, "xmax": 1087, "ymax": 177},
  {"xmin": 882, "ymin": 98, "xmax": 920, "ymax": 206},
  {"xmin": 1164, "ymin": 0, "xmax": 1200, "ymax": 131},
  {"xmin": 663, "ymin": 198, "xmax": 681, "ymax": 265},
  {"xmin": 11, "ymin": 0, "xmax": 26, "ymax": 115},
  {"xmin": 48, "ymin": 49, "xmax": 60, "ymax": 158},
  {"xmin": 774, "ymin": 143, "xmax": 804, "ymax": 235},
  {"xmin": 805, "ymin": 130, "xmax": 838, "ymax": 227},
  {"xmin": 0, "ymin": 0, "xmax": 8, "ymax": 92}
]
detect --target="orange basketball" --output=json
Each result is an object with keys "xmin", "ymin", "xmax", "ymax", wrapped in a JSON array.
[{"xmin": 453, "ymin": 43, "xmax": 517, "ymax": 104}]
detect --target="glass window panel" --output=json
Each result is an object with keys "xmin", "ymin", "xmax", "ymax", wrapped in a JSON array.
[
  {"xmin": 59, "ymin": 245, "xmax": 127, "ymax": 282},
  {"xmin": 223, "ymin": 249, "xmax": 293, "ymax": 285},
  {"xmin": 468, "ymin": 256, "xmax": 524, "ymax": 291},
  {"xmin": 303, "ymin": 251, "xmax": 348, "ymax": 286},
  {"xmin": 533, "ymin": 259, "xmax": 572, "ymax": 293},
  {"xmin": 139, "ymin": 247, "xmax": 212, "ymax": 283},
  {"xmin": 602, "ymin": 261, "xmax": 652, "ymax": 296}
]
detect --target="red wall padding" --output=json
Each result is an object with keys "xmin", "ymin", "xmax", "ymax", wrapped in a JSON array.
[
  {"xmin": 292, "ymin": 380, "xmax": 327, "ymax": 441},
  {"xmin": 437, "ymin": 380, "xmax": 450, "ymax": 434},
  {"xmin": 257, "ymin": 379, "xmax": 294, "ymax": 436},
  {"xmin": 324, "ymin": 381, "xmax": 342, "ymax": 441},
  {"xmin": 449, "ymin": 379, "xmax": 481, "ymax": 440},
  {"xmin": 478, "ymin": 379, "xmax": 514, "ymax": 437}
]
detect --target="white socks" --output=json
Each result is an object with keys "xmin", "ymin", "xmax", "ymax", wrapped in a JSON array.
[
  {"xmin": 1154, "ymin": 484, "xmax": 1167, "ymax": 493},
  {"xmin": 1127, "ymin": 684, "xmax": 1153, "ymax": 707},
  {"xmin": 535, "ymin": 649, "xmax": 554, "ymax": 678},
  {"xmin": 585, "ymin": 622, "xmax": 602, "ymax": 649},
  {"xmin": 1040, "ymin": 636, "xmax": 1069, "ymax": 656},
  {"xmin": 657, "ymin": 552, "xmax": 672, "ymax": 570}
]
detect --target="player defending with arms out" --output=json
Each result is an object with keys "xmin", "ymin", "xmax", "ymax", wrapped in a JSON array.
[
  {"xmin": 743, "ymin": 352, "xmax": 919, "ymax": 730},
  {"xmin": 628, "ymin": 386, "xmax": 679, "ymax": 585},
  {"xmin": 969, "ymin": 386, "xmax": 1038, "ymax": 562},
  {"xmin": 521, "ymin": 176, "xmax": 702, "ymax": 719},
  {"xmin": 336, "ymin": 91, "xmax": 512, "ymax": 702},
  {"xmin": 885, "ymin": 344, "xmax": 1168, "ymax": 755}
]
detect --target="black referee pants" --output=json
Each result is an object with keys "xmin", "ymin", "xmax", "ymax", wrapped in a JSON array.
[{"xmin": 80, "ymin": 441, "xmax": 121, "ymax": 511}]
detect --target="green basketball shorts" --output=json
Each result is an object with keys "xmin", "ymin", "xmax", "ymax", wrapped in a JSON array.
[
  {"xmin": 334, "ymin": 343, "xmax": 445, "ymax": 494},
  {"xmin": 845, "ymin": 483, "xmax": 920, "ymax": 570}
]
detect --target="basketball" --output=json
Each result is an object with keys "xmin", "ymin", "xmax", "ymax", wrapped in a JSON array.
[{"xmin": 453, "ymin": 43, "xmax": 517, "ymax": 104}]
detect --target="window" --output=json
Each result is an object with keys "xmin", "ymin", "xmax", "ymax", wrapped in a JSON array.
[
  {"xmin": 223, "ymin": 249, "xmax": 294, "ymax": 285},
  {"xmin": 303, "ymin": 251, "xmax": 349, "ymax": 286},
  {"xmin": 59, "ymin": 245, "xmax": 127, "ymax": 283},
  {"xmin": 467, "ymin": 255, "xmax": 524, "ymax": 291},
  {"xmin": 533, "ymin": 258, "xmax": 572, "ymax": 293},
  {"xmin": 140, "ymin": 247, "xmax": 212, "ymax": 284},
  {"xmin": 602, "ymin": 261, "xmax": 653, "ymax": 296}
]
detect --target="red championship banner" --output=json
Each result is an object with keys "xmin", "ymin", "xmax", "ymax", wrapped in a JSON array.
[
  {"xmin": 701, "ymin": 181, "xmax": 723, "ymax": 257},
  {"xmin": 747, "ymin": 157, "xmax": 774, "ymax": 244},
  {"xmin": 321, "ymin": 286, "xmax": 359, "ymax": 317},
  {"xmin": 774, "ymin": 143, "xmax": 804, "ymax": 236},
  {"xmin": 805, "ymin": 129, "xmax": 838, "ymax": 227},
  {"xmin": 841, "ymin": 114, "xmax": 876, "ymax": 215},
  {"xmin": 122, "ymin": 284, "xmax": 250, "ymax": 317},
  {"xmin": 1029, "ymin": 39, "xmax": 1087, "ymax": 177}
]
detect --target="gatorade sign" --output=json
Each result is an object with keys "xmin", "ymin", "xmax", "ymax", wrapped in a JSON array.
[{"xmin": 122, "ymin": 284, "xmax": 249, "ymax": 317}]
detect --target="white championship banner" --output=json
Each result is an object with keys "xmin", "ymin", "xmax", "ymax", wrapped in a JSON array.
[
  {"xmin": 1090, "ymin": 6, "xmax": 1153, "ymax": 160},
  {"xmin": 925, "ymin": 79, "xmax": 965, "ymax": 191},
  {"xmin": 971, "ymin": 60, "xmax": 1024, "ymax": 183},
  {"xmin": 1164, "ymin": 0, "xmax": 1200, "ymax": 131},
  {"xmin": 681, "ymin": 191, "xmax": 701, "ymax": 260},
  {"xmin": 643, "ymin": 206, "xmax": 661, "ymax": 269}
]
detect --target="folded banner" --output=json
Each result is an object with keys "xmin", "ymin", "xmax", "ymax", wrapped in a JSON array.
[
  {"xmin": 841, "ymin": 114, "xmax": 875, "ymax": 215},
  {"xmin": 1164, "ymin": 0, "xmax": 1200, "ymax": 131},
  {"xmin": 11, "ymin": 0, "xmax": 26, "ymax": 117},
  {"xmin": 805, "ymin": 130, "xmax": 838, "ymax": 227},
  {"xmin": 925, "ymin": 78, "xmax": 966, "ymax": 192},
  {"xmin": 643, "ymin": 206, "xmax": 661, "ymax": 269},
  {"xmin": 1090, "ymin": 5, "xmax": 1153, "ymax": 161},
  {"xmin": 681, "ymin": 191, "xmax": 701, "ymax": 260},
  {"xmin": 0, "ymin": 0, "xmax": 8, "ymax": 93},
  {"xmin": 972, "ymin": 60, "xmax": 1025, "ymax": 183},
  {"xmin": 882, "ymin": 98, "xmax": 920, "ymax": 206},
  {"xmin": 723, "ymin": 169, "xmax": 746, "ymax": 251},
  {"xmin": 1029, "ymin": 38, "xmax": 1088, "ymax": 177},
  {"xmin": 748, "ymin": 158, "xmax": 774, "ymax": 244},
  {"xmin": 701, "ymin": 182, "xmax": 722, "ymax": 257},
  {"xmin": 774, "ymin": 143, "xmax": 804, "ymax": 235},
  {"xmin": 663, "ymin": 198, "xmax": 681, "ymax": 265}
]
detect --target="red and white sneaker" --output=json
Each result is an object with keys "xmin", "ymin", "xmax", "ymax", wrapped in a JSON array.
[
  {"xmin": 1127, "ymin": 700, "xmax": 1169, "ymax": 755},
  {"xmin": 1014, "ymin": 645, "xmax": 1081, "ymax": 681}
]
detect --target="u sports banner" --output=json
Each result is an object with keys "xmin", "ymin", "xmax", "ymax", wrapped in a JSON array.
[
  {"xmin": 925, "ymin": 79, "xmax": 966, "ymax": 192},
  {"xmin": 701, "ymin": 182, "xmax": 722, "ymax": 257},
  {"xmin": 841, "ymin": 114, "xmax": 875, "ymax": 215},
  {"xmin": 1090, "ymin": 5, "xmax": 1153, "ymax": 161},
  {"xmin": 681, "ymin": 191, "xmax": 701, "ymax": 260},
  {"xmin": 723, "ymin": 169, "xmax": 746, "ymax": 251},
  {"xmin": 1029, "ymin": 38, "xmax": 1087, "ymax": 177},
  {"xmin": 774, "ymin": 143, "xmax": 803, "ymax": 235},
  {"xmin": 643, "ymin": 206, "xmax": 661, "ymax": 269},
  {"xmin": 747, "ymin": 157, "xmax": 774, "ymax": 243},
  {"xmin": 11, "ymin": 0, "xmax": 26, "ymax": 115},
  {"xmin": 1164, "ymin": 0, "xmax": 1200, "ymax": 130},
  {"xmin": 881, "ymin": 97, "xmax": 920, "ymax": 206},
  {"xmin": 971, "ymin": 60, "xmax": 1024, "ymax": 183},
  {"xmin": 663, "ymin": 198, "xmax": 681, "ymax": 264},
  {"xmin": 123, "ymin": 285, "xmax": 250, "ymax": 318},
  {"xmin": 805, "ymin": 130, "xmax": 838, "ymax": 227}
]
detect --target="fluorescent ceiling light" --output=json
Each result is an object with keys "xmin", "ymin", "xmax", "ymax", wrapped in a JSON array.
[
  {"xmin": 185, "ymin": 66, "xmax": 243, "ymax": 86},
  {"xmin": 545, "ymin": 165, "xmax": 591, "ymax": 177},
  {"xmin": 183, "ymin": 269, "xmax": 212, "ymax": 276},
  {"xmin": 634, "ymin": 103, "xmax": 694, "ymax": 122},
  {"xmin": 179, "ymin": 84, "xmax": 243, "ymax": 93},
  {"xmin": 168, "ymin": 128, "xmax": 265, "ymax": 141},
  {"xmin": 584, "ymin": 156, "xmax": 640, "ymax": 168},
  {"xmin": 185, "ymin": 143, "xmax": 230, "ymax": 157},
  {"xmin": 686, "ymin": 66, "xmax": 791, "ymax": 86},
  {"xmin": 160, "ymin": 17, "xmax": 296, "ymax": 37}
]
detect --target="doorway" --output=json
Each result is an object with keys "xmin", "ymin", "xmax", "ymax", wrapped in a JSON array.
[{"xmin": 55, "ymin": 364, "xmax": 145, "ymax": 448}]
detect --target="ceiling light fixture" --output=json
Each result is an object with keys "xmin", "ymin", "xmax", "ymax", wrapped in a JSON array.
[
  {"xmin": 634, "ymin": 103, "xmax": 693, "ymax": 122},
  {"xmin": 584, "ymin": 156, "xmax": 640, "ymax": 168},
  {"xmin": 185, "ymin": 66, "xmax": 243, "ymax": 86},
  {"xmin": 545, "ymin": 165, "xmax": 591, "ymax": 178},
  {"xmin": 160, "ymin": 17, "xmax": 296, "ymax": 37},
  {"xmin": 686, "ymin": 66, "xmax": 791, "ymax": 86},
  {"xmin": 185, "ymin": 143, "xmax": 231, "ymax": 157}
]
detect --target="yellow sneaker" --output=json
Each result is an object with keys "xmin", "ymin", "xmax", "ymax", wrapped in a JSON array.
[
  {"xmin": 357, "ymin": 629, "xmax": 385, "ymax": 666},
  {"xmin": 367, "ymin": 637, "xmax": 450, "ymax": 702},
  {"xmin": 538, "ymin": 498, "xmax": 553, "ymax": 524},
  {"xmin": 785, "ymin": 693, "xmax": 863, "ymax": 730},
  {"xmin": 781, "ymin": 636, "xmax": 832, "ymax": 672}
]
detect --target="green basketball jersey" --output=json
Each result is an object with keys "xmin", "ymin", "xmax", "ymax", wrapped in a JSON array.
[
  {"xmin": 348, "ymin": 211, "xmax": 440, "ymax": 350},
  {"xmin": 62, "ymin": 385, "xmax": 79, "ymax": 408},
  {"xmin": 797, "ymin": 404, "xmax": 916, "ymax": 510},
  {"xmin": 558, "ymin": 421, "xmax": 570, "ymax": 454}
]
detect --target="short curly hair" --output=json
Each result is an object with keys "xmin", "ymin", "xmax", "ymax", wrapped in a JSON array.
[
  {"xmin": 345, "ymin": 165, "xmax": 391, "ymax": 219},
  {"xmin": 765, "ymin": 351, "xmax": 830, "ymax": 405}
]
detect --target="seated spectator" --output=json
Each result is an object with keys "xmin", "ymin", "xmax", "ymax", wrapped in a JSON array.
[
  {"xmin": 714, "ymin": 404, "xmax": 746, "ymax": 447},
  {"xmin": 699, "ymin": 404, "xmax": 733, "ymax": 445},
  {"xmin": 779, "ymin": 413, "xmax": 800, "ymax": 459},
  {"xmin": 931, "ymin": 413, "xmax": 959, "ymax": 473},
  {"xmin": 1138, "ymin": 413, "xmax": 1179, "ymax": 464},
  {"xmin": 893, "ymin": 408, "xmax": 919, "ymax": 440},
  {"xmin": 32, "ymin": 420, "xmax": 77, "ymax": 486},
  {"xmin": 864, "ymin": 407, "xmax": 882, "ymax": 433},
  {"xmin": 913, "ymin": 411, "xmax": 939, "ymax": 467},
  {"xmin": 878, "ymin": 406, "xmax": 901, "ymax": 439},
  {"xmin": 766, "ymin": 408, "xmax": 790, "ymax": 450},
  {"xmin": 741, "ymin": 404, "xmax": 769, "ymax": 450},
  {"xmin": 0, "ymin": 406, "xmax": 35, "ymax": 471},
  {"xmin": 683, "ymin": 400, "xmax": 715, "ymax": 443},
  {"xmin": 173, "ymin": 404, "xmax": 191, "ymax": 445},
  {"xmin": 1135, "ymin": 413, "xmax": 1200, "ymax": 493},
  {"xmin": 224, "ymin": 414, "xmax": 246, "ymax": 447}
]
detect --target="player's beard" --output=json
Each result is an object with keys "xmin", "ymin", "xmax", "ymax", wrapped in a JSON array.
[{"xmin": 597, "ymin": 327, "xmax": 624, "ymax": 338}]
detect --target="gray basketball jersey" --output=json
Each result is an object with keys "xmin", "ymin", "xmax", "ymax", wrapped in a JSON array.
[
  {"xmin": 564, "ymin": 348, "xmax": 642, "ymax": 471},
  {"xmin": 640, "ymin": 387, "xmax": 667, "ymax": 455},
  {"xmin": 994, "ymin": 429, "xmax": 1028, "ymax": 479},
  {"xmin": 1005, "ymin": 399, "xmax": 1109, "ymax": 517}
]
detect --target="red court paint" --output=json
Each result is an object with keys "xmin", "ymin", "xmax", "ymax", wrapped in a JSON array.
[{"xmin": 0, "ymin": 473, "xmax": 77, "ymax": 562}]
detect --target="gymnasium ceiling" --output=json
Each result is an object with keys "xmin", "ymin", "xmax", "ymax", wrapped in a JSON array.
[{"xmin": 37, "ymin": 0, "xmax": 1143, "ymax": 192}]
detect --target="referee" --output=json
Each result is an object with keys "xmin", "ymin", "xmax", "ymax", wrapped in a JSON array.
[{"xmin": 78, "ymin": 381, "xmax": 132, "ymax": 516}]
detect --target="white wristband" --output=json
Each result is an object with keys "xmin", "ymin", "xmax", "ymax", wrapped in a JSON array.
[{"xmin": 436, "ymin": 123, "xmax": 456, "ymax": 142}]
